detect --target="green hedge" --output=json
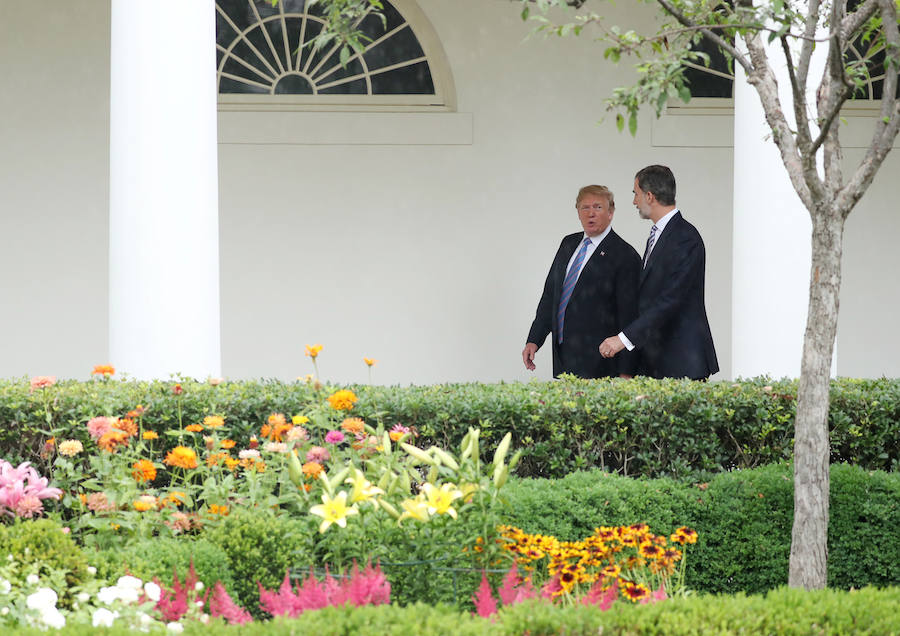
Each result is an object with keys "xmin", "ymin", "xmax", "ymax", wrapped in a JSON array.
[
  {"xmin": 4, "ymin": 376, "xmax": 900, "ymax": 479},
  {"xmin": 501, "ymin": 463, "xmax": 900, "ymax": 594},
  {"xmin": 7, "ymin": 587, "xmax": 900, "ymax": 635}
]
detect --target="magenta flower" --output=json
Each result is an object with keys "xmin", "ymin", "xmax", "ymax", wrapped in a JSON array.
[{"xmin": 324, "ymin": 430, "xmax": 345, "ymax": 444}]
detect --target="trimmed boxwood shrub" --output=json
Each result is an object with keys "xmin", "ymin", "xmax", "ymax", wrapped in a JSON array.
[
  {"xmin": 6, "ymin": 376, "xmax": 900, "ymax": 480},
  {"xmin": 501, "ymin": 463, "xmax": 900, "ymax": 594},
  {"xmin": 92, "ymin": 536, "xmax": 235, "ymax": 596}
]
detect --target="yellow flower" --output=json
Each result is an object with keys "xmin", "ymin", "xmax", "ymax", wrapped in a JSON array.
[
  {"xmin": 309, "ymin": 491, "xmax": 358, "ymax": 533},
  {"xmin": 363, "ymin": 357, "xmax": 377, "ymax": 367},
  {"xmin": 133, "ymin": 495, "xmax": 157, "ymax": 512},
  {"xmin": 58, "ymin": 439, "xmax": 84, "ymax": 457},
  {"xmin": 185, "ymin": 424, "xmax": 203, "ymax": 433},
  {"xmin": 340, "ymin": 417, "xmax": 365, "ymax": 435},
  {"xmin": 292, "ymin": 415, "xmax": 309, "ymax": 425},
  {"xmin": 398, "ymin": 497, "xmax": 431, "ymax": 524},
  {"xmin": 345, "ymin": 469, "xmax": 384, "ymax": 504},
  {"xmin": 422, "ymin": 483, "xmax": 463, "ymax": 519},
  {"xmin": 203, "ymin": 416, "xmax": 225, "ymax": 428},
  {"xmin": 164, "ymin": 446, "xmax": 198, "ymax": 469},
  {"xmin": 327, "ymin": 390, "xmax": 358, "ymax": 411},
  {"xmin": 305, "ymin": 344, "xmax": 323, "ymax": 359},
  {"xmin": 142, "ymin": 431, "xmax": 159, "ymax": 440},
  {"xmin": 221, "ymin": 439, "xmax": 236, "ymax": 449}
]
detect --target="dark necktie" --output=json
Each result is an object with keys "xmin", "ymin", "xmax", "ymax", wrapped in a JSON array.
[
  {"xmin": 642, "ymin": 224, "xmax": 658, "ymax": 269},
  {"xmin": 557, "ymin": 237, "xmax": 592, "ymax": 344}
]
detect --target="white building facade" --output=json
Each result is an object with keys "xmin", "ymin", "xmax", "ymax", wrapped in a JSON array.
[{"xmin": 2, "ymin": 0, "xmax": 898, "ymax": 384}]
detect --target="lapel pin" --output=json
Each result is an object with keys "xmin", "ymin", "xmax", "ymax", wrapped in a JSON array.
[{"xmin": 600, "ymin": 251, "xmax": 605, "ymax": 256}]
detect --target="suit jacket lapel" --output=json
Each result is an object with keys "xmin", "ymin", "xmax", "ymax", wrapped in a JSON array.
[{"xmin": 640, "ymin": 212, "xmax": 681, "ymax": 285}]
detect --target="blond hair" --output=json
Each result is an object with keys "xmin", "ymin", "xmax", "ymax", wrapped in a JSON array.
[{"xmin": 576, "ymin": 185, "xmax": 615, "ymax": 209}]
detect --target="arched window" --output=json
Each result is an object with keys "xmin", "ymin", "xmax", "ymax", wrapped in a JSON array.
[{"xmin": 215, "ymin": 0, "xmax": 455, "ymax": 109}]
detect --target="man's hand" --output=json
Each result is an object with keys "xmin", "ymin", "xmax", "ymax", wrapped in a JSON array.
[
  {"xmin": 522, "ymin": 343, "xmax": 538, "ymax": 371},
  {"xmin": 599, "ymin": 336, "xmax": 625, "ymax": 358}
]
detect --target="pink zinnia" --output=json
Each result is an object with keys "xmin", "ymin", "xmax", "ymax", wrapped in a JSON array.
[
  {"xmin": 86, "ymin": 416, "xmax": 116, "ymax": 441},
  {"xmin": 324, "ymin": 430, "xmax": 345, "ymax": 444},
  {"xmin": 29, "ymin": 376, "xmax": 57, "ymax": 392},
  {"xmin": 14, "ymin": 495, "xmax": 43, "ymax": 519},
  {"xmin": 306, "ymin": 446, "xmax": 330, "ymax": 463}
]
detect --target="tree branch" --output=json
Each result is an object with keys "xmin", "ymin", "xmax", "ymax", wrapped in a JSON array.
[
  {"xmin": 841, "ymin": 0, "xmax": 879, "ymax": 42},
  {"xmin": 795, "ymin": 0, "xmax": 821, "ymax": 104},
  {"xmin": 781, "ymin": 34, "xmax": 812, "ymax": 155},
  {"xmin": 653, "ymin": 0, "xmax": 753, "ymax": 74},
  {"xmin": 839, "ymin": 0, "xmax": 900, "ymax": 217}
]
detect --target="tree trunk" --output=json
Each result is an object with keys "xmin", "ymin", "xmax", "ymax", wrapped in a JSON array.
[{"xmin": 788, "ymin": 208, "xmax": 844, "ymax": 589}]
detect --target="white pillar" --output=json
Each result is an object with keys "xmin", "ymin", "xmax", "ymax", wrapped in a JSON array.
[
  {"xmin": 109, "ymin": 0, "xmax": 221, "ymax": 380},
  {"xmin": 731, "ymin": 40, "xmax": 833, "ymax": 379}
]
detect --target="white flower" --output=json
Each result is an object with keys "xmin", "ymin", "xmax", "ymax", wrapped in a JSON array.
[
  {"xmin": 167, "ymin": 621, "xmax": 184, "ymax": 633},
  {"xmin": 87, "ymin": 566, "xmax": 97, "ymax": 575},
  {"xmin": 25, "ymin": 587, "xmax": 57, "ymax": 610},
  {"xmin": 39, "ymin": 607, "xmax": 66, "ymax": 629},
  {"xmin": 77, "ymin": 592, "xmax": 90, "ymax": 603},
  {"xmin": 92, "ymin": 607, "xmax": 119, "ymax": 627},
  {"xmin": 117, "ymin": 585, "xmax": 141, "ymax": 604},
  {"xmin": 238, "ymin": 449, "xmax": 260, "ymax": 460},
  {"xmin": 144, "ymin": 581, "xmax": 161, "ymax": 602},
  {"xmin": 200, "ymin": 613, "xmax": 210, "ymax": 624},
  {"xmin": 0, "ymin": 578, "xmax": 10, "ymax": 594},
  {"xmin": 1, "ymin": 607, "xmax": 9, "ymax": 615},
  {"xmin": 25, "ymin": 574, "xmax": 40, "ymax": 585},
  {"xmin": 117, "ymin": 575, "xmax": 143, "ymax": 590},
  {"xmin": 194, "ymin": 581, "xmax": 204, "ymax": 592},
  {"xmin": 6, "ymin": 554, "xmax": 13, "ymax": 562},
  {"xmin": 97, "ymin": 585, "xmax": 120, "ymax": 605}
]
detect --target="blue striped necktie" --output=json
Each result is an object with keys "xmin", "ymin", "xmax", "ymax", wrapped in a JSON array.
[
  {"xmin": 642, "ymin": 224, "xmax": 658, "ymax": 269},
  {"xmin": 557, "ymin": 237, "xmax": 592, "ymax": 344}
]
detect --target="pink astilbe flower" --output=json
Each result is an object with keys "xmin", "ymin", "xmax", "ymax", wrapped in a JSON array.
[
  {"xmin": 337, "ymin": 561, "xmax": 390, "ymax": 607},
  {"xmin": 0, "ymin": 461, "xmax": 62, "ymax": 519},
  {"xmin": 540, "ymin": 573, "xmax": 563, "ymax": 600},
  {"xmin": 471, "ymin": 572, "xmax": 498, "ymax": 618},
  {"xmin": 258, "ymin": 563, "xmax": 391, "ymax": 618},
  {"xmin": 497, "ymin": 563, "xmax": 537, "ymax": 606},
  {"xmin": 208, "ymin": 582, "xmax": 252, "ymax": 625},
  {"xmin": 86, "ymin": 416, "xmax": 116, "ymax": 441},
  {"xmin": 155, "ymin": 562, "xmax": 204, "ymax": 622},
  {"xmin": 582, "ymin": 578, "xmax": 618, "ymax": 611},
  {"xmin": 639, "ymin": 583, "xmax": 668, "ymax": 605}
]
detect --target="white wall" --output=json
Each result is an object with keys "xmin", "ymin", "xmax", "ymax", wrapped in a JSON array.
[
  {"xmin": 0, "ymin": 0, "xmax": 109, "ymax": 380},
  {"xmin": 1, "ymin": 0, "xmax": 897, "ymax": 383}
]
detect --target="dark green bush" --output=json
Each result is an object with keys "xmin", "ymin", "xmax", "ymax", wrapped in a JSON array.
[
  {"xmin": 92, "ymin": 536, "xmax": 235, "ymax": 594},
  {"xmin": 0, "ymin": 518, "xmax": 89, "ymax": 604},
  {"xmin": 204, "ymin": 509, "xmax": 310, "ymax": 618},
  {"xmin": 502, "ymin": 463, "xmax": 900, "ymax": 595},
  {"xmin": 7, "ymin": 376, "xmax": 900, "ymax": 480}
]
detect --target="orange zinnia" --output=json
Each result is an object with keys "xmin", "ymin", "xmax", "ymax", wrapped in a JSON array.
[
  {"xmin": 91, "ymin": 364, "xmax": 115, "ymax": 377},
  {"xmin": 142, "ymin": 430, "xmax": 159, "ymax": 440},
  {"xmin": 203, "ymin": 416, "xmax": 225, "ymax": 428},
  {"xmin": 207, "ymin": 452, "xmax": 229, "ymax": 467},
  {"xmin": 326, "ymin": 389, "xmax": 358, "ymax": 411},
  {"xmin": 131, "ymin": 459, "xmax": 157, "ymax": 482},
  {"xmin": 185, "ymin": 424, "xmax": 203, "ymax": 433},
  {"xmin": 98, "ymin": 430, "xmax": 129, "ymax": 453},
  {"xmin": 302, "ymin": 461, "xmax": 323, "ymax": 479},
  {"xmin": 133, "ymin": 495, "xmax": 157, "ymax": 512},
  {"xmin": 164, "ymin": 446, "xmax": 198, "ymax": 469},
  {"xmin": 340, "ymin": 417, "xmax": 366, "ymax": 435},
  {"xmin": 220, "ymin": 439, "xmax": 236, "ymax": 449},
  {"xmin": 115, "ymin": 417, "xmax": 138, "ymax": 437}
]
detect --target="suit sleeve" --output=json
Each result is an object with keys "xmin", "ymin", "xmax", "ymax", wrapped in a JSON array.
[
  {"xmin": 615, "ymin": 247, "xmax": 641, "ymax": 375},
  {"xmin": 526, "ymin": 247, "xmax": 562, "ymax": 348},
  {"xmin": 623, "ymin": 231, "xmax": 705, "ymax": 349}
]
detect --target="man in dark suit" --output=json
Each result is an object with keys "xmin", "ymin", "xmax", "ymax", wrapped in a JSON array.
[
  {"xmin": 523, "ymin": 185, "xmax": 641, "ymax": 378},
  {"xmin": 599, "ymin": 165, "xmax": 718, "ymax": 380}
]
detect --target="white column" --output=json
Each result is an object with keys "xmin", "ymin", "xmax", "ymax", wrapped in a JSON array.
[
  {"xmin": 731, "ymin": 40, "xmax": 833, "ymax": 379},
  {"xmin": 109, "ymin": 0, "xmax": 221, "ymax": 380}
]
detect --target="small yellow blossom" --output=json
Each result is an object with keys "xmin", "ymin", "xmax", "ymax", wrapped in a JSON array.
[
  {"xmin": 305, "ymin": 344, "xmax": 323, "ymax": 359},
  {"xmin": 422, "ymin": 482, "xmax": 463, "ymax": 519},
  {"xmin": 398, "ymin": 497, "xmax": 431, "ymax": 524},
  {"xmin": 345, "ymin": 469, "xmax": 384, "ymax": 504}
]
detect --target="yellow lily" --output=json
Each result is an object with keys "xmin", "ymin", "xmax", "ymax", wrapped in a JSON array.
[
  {"xmin": 422, "ymin": 482, "xmax": 463, "ymax": 519},
  {"xmin": 309, "ymin": 491, "xmax": 358, "ymax": 533},
  {"xmin": 345, "ymin": 469, "xmax": 384, "ymax": 504},
  {"xmin": 398, "ymin": 497, "xmax": 431, "ymax": 524}
]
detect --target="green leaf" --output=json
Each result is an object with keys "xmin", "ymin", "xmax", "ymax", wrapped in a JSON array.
[
  {"xmin": 628, "ymin": 112, "xmax": 638, "ymax": 137},
  {"xmin": 616, "ymin": 113, "xmax": 624, "ymax": 132},
  {"xmin": 339, "ymin": 45, "xmax": 351, "ymax": 67},
  {"xmin": 521, "ymin": 6, "xmax": 530, "ymax": 21}
]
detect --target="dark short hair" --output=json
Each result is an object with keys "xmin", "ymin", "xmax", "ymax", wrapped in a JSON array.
[{"xmin": 635, "ymin": 165, "xmax": 676, "ymax": 206}]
